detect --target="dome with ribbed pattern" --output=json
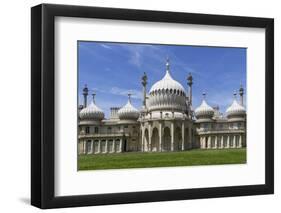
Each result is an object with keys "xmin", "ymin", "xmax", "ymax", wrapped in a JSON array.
[
  {"xmin": 79, "ymin": 99, "xmax": 104, "ymax": 121},
  {"xmin": 118, "ymin": 97, "xmax": 139, "ymax": 120},
  {"xmin": 147, "ymin": 59, "xmax": 186, "ymax": 112}
]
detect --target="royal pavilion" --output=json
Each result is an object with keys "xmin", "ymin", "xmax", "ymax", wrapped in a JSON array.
[{"xmin": 78, "ymin": 59, "xmax": 246, "ymax": 154}]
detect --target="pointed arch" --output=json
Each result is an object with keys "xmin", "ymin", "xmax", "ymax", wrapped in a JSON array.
[
  {"xmin": 174, "ymin": 127, "xmax": 182, "ymax": 151},
  {"xmin": 163, "ymin": 127, "xmax": 171, "ymax": 151},
  {"xmin": 151, "ymin": 127, "xmax": 159, "ymax": 151}
]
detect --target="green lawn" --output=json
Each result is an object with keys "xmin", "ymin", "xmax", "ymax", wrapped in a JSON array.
[{"xmin": 78, "ymin": 148, "xmax": 246, "ymax": 170}]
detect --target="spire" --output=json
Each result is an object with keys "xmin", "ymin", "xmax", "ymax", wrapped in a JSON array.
[{"xmin": 166, "ymin": 57, "xmax": 170, "ymax": 74}]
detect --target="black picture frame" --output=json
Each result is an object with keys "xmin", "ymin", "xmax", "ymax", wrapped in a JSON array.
[{"xmin": 31, "ymin": 3, "xmax": 274, "ymax": 209}]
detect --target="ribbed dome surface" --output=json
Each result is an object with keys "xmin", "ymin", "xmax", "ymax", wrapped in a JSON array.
[
  {"xmin": 149, "ymin": 71, "xmax": 186, "ymax": 94},
  {"xmin": 147, "ymin": 60, "xmax": 186, "ymax": 112},
  {"xmin": 79, "ymin": 101, "xmax": 104, "ymax": 121},
  {"xmin": 226, "ymin": 99, "xmax": 246, "ymax": 117},
  {"xmin": 118, "ymin": 99, "xmax": 139, "ymax": 120},
  {"xmin": 195, "ymin": 99, "xmax": 214, "ymax": 118}
]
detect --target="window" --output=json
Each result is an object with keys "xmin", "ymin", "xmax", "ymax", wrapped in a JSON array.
[
  {"xmin": 203, "ymin": 123, "xmax": 208, "ymax": 129},
  {"xmin": 108, "ymin": 127, "xmax": 112, "ymax": 134},
  {"xmin": 85, "ymin": 126, "xmax": 90, "ymax": 134},
  {"xmin": 94, "ymin": 127, "xmax": 99, "ymax": 134}
]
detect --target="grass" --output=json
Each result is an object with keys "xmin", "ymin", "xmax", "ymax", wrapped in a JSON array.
[{"xmin": 78, "ymin": 148, "xmax": 246, "ymax": 170}]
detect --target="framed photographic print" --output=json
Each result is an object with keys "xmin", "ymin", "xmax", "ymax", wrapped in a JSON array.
[{"xmin": 31, "ymin": 3, "xmax": 274, "ymax": 209}]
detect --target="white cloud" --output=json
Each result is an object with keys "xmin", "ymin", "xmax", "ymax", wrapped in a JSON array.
[
  {"xmin": 99, "ymin": 44, "xmax": 112, "ymax": 49},
  {"xmin": 129, "ymin": 51, "xmax": 141, "ymax": 67},
  {"xmin": 110, "ymin": 87, "xmax": 142, "ymax": 99}
]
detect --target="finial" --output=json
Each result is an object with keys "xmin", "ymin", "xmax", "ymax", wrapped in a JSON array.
[
  {"xmin": 92, "ymin": 92, "xmax": 96, "ymax": 104},
  {"xmin": 202, "ymin": 92, "xmax": 206, "ymax": 100},
  {"xmin": 166, "ymin": 57, "xmax": 170, "ymax": 73},
  {"xmin": 128, "ymin": 93, "xmax": 132, "ymax": 103},
  {"xmin": 233, "ymin": 91, "xmax": 237, "ymax": 99}
]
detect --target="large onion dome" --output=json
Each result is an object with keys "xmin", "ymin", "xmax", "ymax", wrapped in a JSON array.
[
  {"xmin": 79, "ymin": 94, "xmax": 104, "ymax": 121},
  {"xmin": 147, "ymin": 59, "xmax": 186, "ymax": 112},
  {"xmin": 118, "ymin": 94, "xmax": 139, "ymax": 120},
  {"xmin": 195, "ymin": 93, "xmax": 214, "ymax": 121},
  {"xmin": 226, "ymin": 93, "xmax": 246, "ymax": 120}
]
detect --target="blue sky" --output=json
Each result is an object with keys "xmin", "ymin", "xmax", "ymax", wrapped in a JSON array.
[{"xmin": 78, "ymin": 41, "xmax": 246, "ymax": 118}]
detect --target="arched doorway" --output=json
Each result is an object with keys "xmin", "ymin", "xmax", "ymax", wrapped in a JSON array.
[
  {"xmin": 151, "ymin": 128, "xmax": 159, "ymax": 152},
  {"xmin": 174, "ymin": 127, "xmax": 182, "ymax": 151},
  {"xmin": 163, "ymin": 127, "xmax": 171, "ymax": 151}
]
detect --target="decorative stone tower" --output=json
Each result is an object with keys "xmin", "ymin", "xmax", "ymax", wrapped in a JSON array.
[
  {"xmin": 82, "ymin": 84, "xmax": 89, "ymax": 108},
  {"xmin": 239, "ymin": 84, "xmax": 244, "ymax": 106},
  {"xmin": 187, "ymin": 72, "xmax": 193, "ymax": 106}
]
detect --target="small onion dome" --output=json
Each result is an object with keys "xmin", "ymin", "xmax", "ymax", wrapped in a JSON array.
[
  {"xmin": 195, "ymin": 93, "xmax": 214, "ymax": 119},
  {"xmin": 147, "ymin": 58, "xmax": 186, "ymax": 112},
  {"xmin": 226, "ymin": 93, "xmax": 246, "ymax": 118},
  {"xmin": 79, "ymin": 94, "xmax": 104, "ymax": 120},
  {"xmin": 118, "ymin": 94, "xmax": 139, "ymax": 120}
]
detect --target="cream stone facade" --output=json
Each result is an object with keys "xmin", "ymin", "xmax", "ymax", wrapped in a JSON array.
[{"xmin": 78, "ymin": 59, "xmax": 246, "ymax": 154}]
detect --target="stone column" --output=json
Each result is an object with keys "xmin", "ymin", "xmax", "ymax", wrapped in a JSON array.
[
  {"xmin": 214, "ymin": 136, "xmax": 217, "ymax": 149},
  {"xmin": 181, "ymin": 122, "xmax": 185, "ymax": 151},
  {"xmin": 201, "ymin": 137, "xmax": 204, "ymax": 149},
  {"xmin": 148, "ymin": 124, "xmax": 152, "ymax": 152},
  {"xmin": 207, "ymin": 136, "xmax": 211, "ymax": 149},
  {"xmin": 98, "ymin": 140, "xmax": 101, "ymax": 153},
  {"xmin": 238, "ymin": 135, "xmax": 242, "ymax": 148},
  {"xmin": 119, "ymin": 139, "xmax": 123, "ymax": 152},
  {"xmin": 171, "ymin": 122, "xmax": 174, "ymax": 151},
  {"xmin": 83, "ymin": 140, "xmax": 86, "ymax": 154},
  {"xmin": 105, "ymin": 140, "xmax": 108, "ymax": 153},
  {"xmin": 141, "ymin": 126, "xmax": 144, "ymax": 152},
  {"xmin": 112, "ymin": 139, "xmax": 115, "ymax": 153},
  {"xmin": 159, "ymin": 122, "xmax": 162, "ymax": 152},
  {"xmin": 226, "ymin": 135, "xmax": 230, "ymax": 148},
  {"xmin": 91, "ymin": 140, "xmax": 94, "ymax": 154}
]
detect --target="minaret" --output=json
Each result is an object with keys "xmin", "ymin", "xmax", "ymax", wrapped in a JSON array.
[
  {"xmin": 187, "ymin": 73, "xmax": 193, "ymax": 106},
  {"xmin": 141, "ymin": 72, "xmax": 147, "ymax": 109},
  {"xmin": 82, "ymin": 84, "xmax": 89, "ymax": 108},
  {"xmin": 92, "ymin": 92, "xmax": 96, "ymax": 104},
  {"xmin": 239, "ymin": 84, "xmax": 244, "ymax": 106}
]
